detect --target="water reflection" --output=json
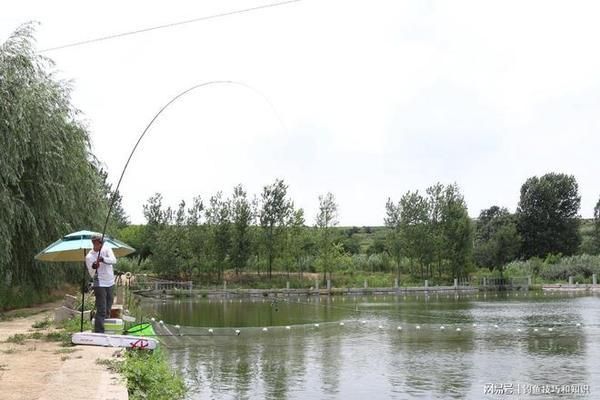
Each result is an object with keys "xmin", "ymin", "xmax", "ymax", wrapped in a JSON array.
[{"xmin": 145, "ymin": 293, "xmax": 599, "ymax": 399}]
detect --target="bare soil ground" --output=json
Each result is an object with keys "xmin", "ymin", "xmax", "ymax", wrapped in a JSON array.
[{"xmin": 0, "ymin": 304, "xmax": 128, "ymax": 400}]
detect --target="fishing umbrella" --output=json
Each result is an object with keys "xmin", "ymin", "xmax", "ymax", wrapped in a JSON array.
[{"xmin": 35, "ymin": 230, "xmax": 135, "ymax": 332}]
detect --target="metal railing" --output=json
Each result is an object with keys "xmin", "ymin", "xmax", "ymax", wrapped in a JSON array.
[
  {"xmin": 131, "ymin": 275, "xmax": 193, "ymax": 292},
  {"xmin": 477, "ymin": 276, "xmax": 530, "ymax": 290}
]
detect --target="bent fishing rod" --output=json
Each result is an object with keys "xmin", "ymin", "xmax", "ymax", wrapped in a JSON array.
[{"xmin": 94, "ymin": 80, "xmax": 284, "ymax": 263}]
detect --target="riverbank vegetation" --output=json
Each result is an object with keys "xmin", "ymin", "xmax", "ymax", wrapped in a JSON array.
[
  {"xmin": 120, "ymin": 173, "xmax": 598, "ymax": 289},
  {"xmin": 99, "ymin": 349, "xmax": 185, "ymax": 400}
]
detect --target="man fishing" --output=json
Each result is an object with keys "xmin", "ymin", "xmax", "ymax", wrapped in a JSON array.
[{"xmin": 85, "ymin": 234, "xmax": 117, "ymax": 333}]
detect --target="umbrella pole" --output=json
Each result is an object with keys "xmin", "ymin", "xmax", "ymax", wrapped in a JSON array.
[{"xmin": 81, "ymin": 249, "xmax": 86, "ymax": 332}]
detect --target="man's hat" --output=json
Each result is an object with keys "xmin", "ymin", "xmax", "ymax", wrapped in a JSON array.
[{"xmin": 91, "ymin": 233, "xmax": 103, "ymax": 243}]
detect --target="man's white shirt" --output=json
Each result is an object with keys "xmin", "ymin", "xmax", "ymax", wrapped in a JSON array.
[{"xmin": 85, "ymin": 246, "xmax": 117, "ymax": 287}]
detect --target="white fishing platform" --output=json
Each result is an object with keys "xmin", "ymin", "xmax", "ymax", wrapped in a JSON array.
[{"xmin": 72, "ymin": 332, "xmax": 159, "ymax": 350}]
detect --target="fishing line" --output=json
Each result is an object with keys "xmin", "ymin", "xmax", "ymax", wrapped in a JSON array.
[{"xmin": 40, "ymin": 0, "xmax": 303, "ymax": 53}]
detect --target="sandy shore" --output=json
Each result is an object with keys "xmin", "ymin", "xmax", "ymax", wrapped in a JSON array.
[{"xmin": 0, "ymin": 304, "xmax": 128, "ymax": 400}]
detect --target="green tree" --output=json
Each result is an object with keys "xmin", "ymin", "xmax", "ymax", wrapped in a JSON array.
[
  {"xmin": 400, "ymin": 191, "xmax": 431, "ymax": 278},
  {"xmin": 341, "ymin": 235, "xmax": 361, "ymax": 255},
  {"xmin": 426, "ymin": 183, "xmax": 446, "ymax": 278},
  {"xmin": 384, "ymin": 198, "xmax": 403, "ymax": 277},
  {"xmin": 117, "ymin": 225, "xmax": 150, "ymax": 267},
  {"xmin": 186, "ymin": 195, "xmax": 206, "ymax": 278},
  {"xmin": 0, "ymin": 24, "xmax": 108, "ymax": 308},
  {"xmin": 282, "ymin": 208, "xmax": 307, "ymax": 276},
  {"xmin": 205, "ymin": 192, "xmax": 231, "ymax": 281},
  {"xmin": 142, "ymin": 193, "xmax": 167, "ymax": 259},
  {"xmin": 142, "ymin": 194, "xmax": 183, "ymax": 277},
  {"xmin": 366, "ymin": 237, "xmax": 387, "ymax": 256},
  {"xmin": 143, "ymin": 193, "xmax": 168, "ymax": 226},
  {"xmin": 259, "ymin": 179, "xmax": 292, "ymax": 279},
  {"xmin": 230, "ymin": 184, "xmax": 253, "ymax": 275},
  {"xmin": 517, "ymin": 173, "xmax": 581, "ymax": 258},
  {"xmin": 423, "ymin": 183, "xmax": 473, "ymax": 280},
  {"xmin": 440, "ymin": 184, "xmax": 473, "ymax": 280},
  {"xmin": 153, "ymin": 226, "xmax": 188, "ymax": 278},
  {"xmin": 249, "ymin": 195, "xmax": 264, "ymax": 274},
  {"xmin": 315, "ymin": 192, "xmax": 339, "ymax": 282},
  {"xmin": 98, "ymin": 168, "xmax": 129, "ymax": 230},
  {"xmin": 591, "ymin": 196, "xmax": 600, "ymax": 255},
  {"xmin": 171, "ymin": 200, "xmax": 192, "ymax": 277},
  {"xmin": 474, "ymin": 206, "xmax": 521, "ymax": 275}
]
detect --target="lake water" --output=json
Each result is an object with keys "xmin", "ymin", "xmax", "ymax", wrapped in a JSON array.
[{"xmin": 141, "ymin": 292, "xmax": 600, "ymax": 399}]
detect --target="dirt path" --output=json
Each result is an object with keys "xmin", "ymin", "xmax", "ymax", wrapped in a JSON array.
[{"xmin": 0, "ymin": 305, "xmax": 128, "ymax": 400}]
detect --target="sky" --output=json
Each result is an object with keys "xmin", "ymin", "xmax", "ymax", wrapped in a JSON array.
[{"xmin": 2, "ymin": 0, "xmax": 599, "ymax": 226}]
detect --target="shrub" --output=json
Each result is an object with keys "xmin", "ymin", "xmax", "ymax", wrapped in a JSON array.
[
  {"xmin": 539, "ymin": 254, "xmax": 600, "ymax": 282},
  {"xmin": 119, "ymin": 350, "xmax": 186, "ymax": 400},
  {"xmin": 6, "ymin": 334, "xmax": 27, "ymax": 344},
  {"xmin": 32, "ymin": 318, "xmax": 51, "ymax": 329},
  {"xmin": 504, "ymin": 254, "xmax": 600, "ymax": 283}
]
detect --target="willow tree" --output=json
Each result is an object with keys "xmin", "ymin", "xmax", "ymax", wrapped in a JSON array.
[{"xmin": 0, "ymin": 24, "xmax": 107, "ymax": 308}]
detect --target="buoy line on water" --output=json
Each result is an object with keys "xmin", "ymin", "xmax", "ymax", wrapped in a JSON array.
[
  {"xmin": 142, "ymin": 290, "xmax": 595, "ymax": 345},
  {"xmin": 139, "ymin": 318, "xmax": 596, "ymax": 349}
]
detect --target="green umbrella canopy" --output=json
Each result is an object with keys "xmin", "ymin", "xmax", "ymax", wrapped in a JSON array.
[{"xmin": 35, "ymin": 230, "xmax": 135, "ymax": 262}]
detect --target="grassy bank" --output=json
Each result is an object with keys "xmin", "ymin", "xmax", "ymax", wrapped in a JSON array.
[
  {"xmin": 99, "ymin": 349, "xmax": 186, "ymax": 400},
  {"xmin": 119, "ymin": 350, "xmax": 185, "ymax": 400}
]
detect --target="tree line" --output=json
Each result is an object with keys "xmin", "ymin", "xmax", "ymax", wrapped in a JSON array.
[
  {"xmin": 122, "ymin": 180, "xmax": 344, "ymax": 282},
  {"xmin": 120, "ymin": 172, "xmax": 599, "ymax": 284}
]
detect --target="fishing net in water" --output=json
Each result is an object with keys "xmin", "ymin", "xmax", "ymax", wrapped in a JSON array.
[
  {"xmin": 134, "ymin": 293, "xmax": 600, "ymax": 347},
  {"xmin": 148, "ymin": 318, "xmax": 375, "ymax": 347},
  {"xmin": 143, "ymin": 316, "xmax": 598, "ymax": 349}
]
